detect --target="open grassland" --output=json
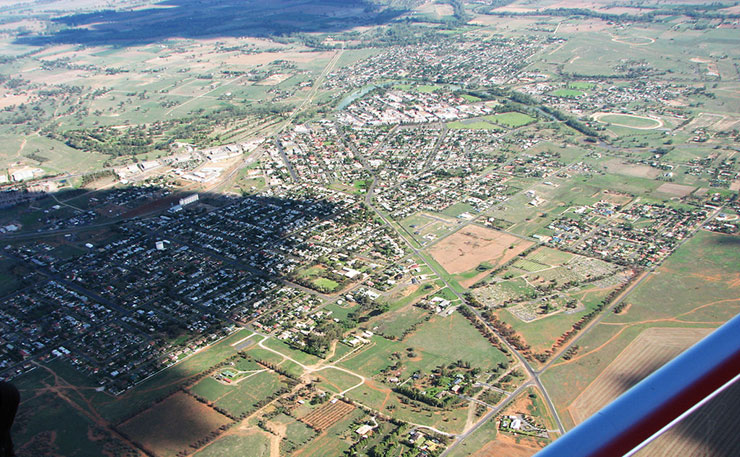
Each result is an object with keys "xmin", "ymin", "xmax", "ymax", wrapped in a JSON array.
[
  {"xmin": 261, "ymin": 336, "xmax": 322, "ymax": 366},
  {"xmin": 314, "ymin": 367, "xmax": 363, "ymax": 395},
  {"xmin": 568, "ymin": 327, "xmax": 711, "ymax": 425},
  {"xmin": 429, "ymin": 225, "xmax": 533, "ymax": 275},
  {"xmin": 446, "ymin": 413, "xmax": 499, "ymax": 457},
  {"xmin": 608, "ymin": 231, "xmax": 740, "ymax": 324},
  {"xmin": 344, "ymin": 381, "xmax": 470, "ymax": 434},
  {"xmin": 194, "ymin": 431, "xmax": 270, "ymax": 457},
  {"xmin": 14, "ymin": 389, "xmax": 128, "ymax": 457},
  {"xmin": 340, "ymin": 313, "xmax": 508, "ymax": 377},
  {"xmin": 119, "ymin": 392, "xmax": 230, "ymax": 457},
  {"xmin": 467, "ymin": 433, "xmax": 544, "ymax": 457},
  {"xmin": 371, "ymin": 303, "xmax": 430, "ymax": 340}
]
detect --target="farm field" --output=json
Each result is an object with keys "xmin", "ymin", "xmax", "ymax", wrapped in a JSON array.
[
  {"xmin": 298, "ymin": 399, "xmax": 355, "ymax": 430},
  {"xmin": 568, "ymin": 327, "xmax": 711, "ymax": 425},
  {"xmin": 14, "ymin": 389, "xmax": 130, "ymax": 457},
  {"xmin": 119, "ymin": 392, "xmax": 230, "ymax": 457},
  {"xmin": 634, "ymin": 380, "xmax": 740, "ymax": 457}
]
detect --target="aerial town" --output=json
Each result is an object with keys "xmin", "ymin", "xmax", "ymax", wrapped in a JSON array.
[{"xmin": 0, "ymin": 1, "xmax": 738, "ymax": 457}]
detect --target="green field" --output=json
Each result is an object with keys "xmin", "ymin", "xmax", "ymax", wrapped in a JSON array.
[
  {"xmin": 343, "ymin": 381, "xmax": 470, "ymax": 434},
  {"xmin": 439, "ymin": 201, "xmax": 475, "ymax": 218},
  {"xmin": 551, "ymin": 88, "xmax": 584, "ymax": 98},
  {"xmin": 568, "ymin": 82, "xmax": 595, "ymax": 89},
  {"xmin": 460, "ymin": 93, "xmax": 482, "ymax": 102},
  {"xmin": 314, "ymin": 367, "xmax": 363, "ymax": 394},
  {"xmin": 313, "ymin": 277, "xmax": 340, "ymax": 291},
  {"xmin": 194, "ymin": 432, "xmax": 271, "ymax": 457},
  {"xmin": 372, "ymin": 304, "xmax": 430, "ymax": 339},
  {"xmin": 261, "ymin": 336, "xmax": 322, "ymax": 366},
  {"xmin": 190, "ymin": 370, "xmax": 284, "ymax": 417},
  {"xmin": 487, "ymin": 112, "xmax": 536, "ymax": 127},
  {"xmin": 339, "ymin": 312, "xmax": 508, "ymax": 378}
]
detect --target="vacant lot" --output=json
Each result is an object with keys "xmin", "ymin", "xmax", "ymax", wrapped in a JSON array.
[
  {"xmin": 470, "ymin": 433, "xmax": 545, "ymax": 457},
  {"xmin": 655, "ymin": 182, "xmax": 695, "ymax": 197},
  {"xmin": 429, "ymin": 225, "xmax": 533, "ymax": 275},
  {"xmin": 568, "ymin": 327, "xmax": 711, "ymax": 425},
  {"xmin": 604, "ymin": 159, "xmax": 660, "ymax": 179},
  {"xmin": 119, "ymin": 392, "xmax": 230, "ymax": 457}
]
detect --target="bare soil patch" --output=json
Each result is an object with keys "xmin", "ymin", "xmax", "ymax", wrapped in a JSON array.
[
  {"xmin": 655, "ymin": 182, "xmax": 695, "ymax": 197},
  {"xmin": 682, "ymin": 113, "xmax": 726, "ymax": 131},
  {"xmin": 568, "ymin": 327, "xmax": 712, "ymax": 425},
  {"xmin": 256, "ymin": 73, "xmax": 293, "ymax": 86},
  {"xmin": 599, "ymin": 190, "xmax": 634, "ymax": 206},
  {"xmin": 471, "ymin": 432, "xmax": 544, "ymax": 457},
  {"xmin": 605, "ymin": 159, "xmax": 660, "ymax": 179},
  {"xmin": 429, "ymin": 225, "xmax": 533, "ymax": 275}
]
